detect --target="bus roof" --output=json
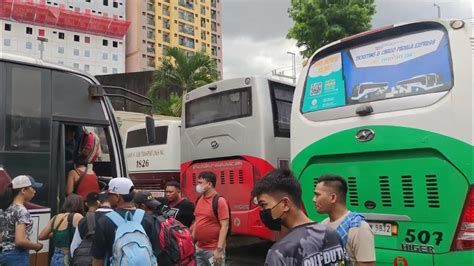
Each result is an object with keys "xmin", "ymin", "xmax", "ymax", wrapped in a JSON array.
[
  {"xmin": 0, "ymin": 52, "xmax": 100, "ymax": 84},
  {"xmin": 186, "ymin": 76, "xmax": 294, "ymax": 99},
  {"xmin": 311, "ymin": 19, "xmax": 461, "ymax": 60}
]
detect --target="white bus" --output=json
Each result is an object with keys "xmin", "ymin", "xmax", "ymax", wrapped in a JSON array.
[
  {"xmin": 291, "ymin": 20, "xmax": 473, "ymax": 265},
  {"xmin": 0, "ymin": 53, "xmax": 153, "ymax": 263},
  {"xmin": 180, "ymin": 77, "xmax": 295, "ymax": 241},
  {"xmin": 124, "ymin": 119, "xmax": 181, "ymax": 197}
]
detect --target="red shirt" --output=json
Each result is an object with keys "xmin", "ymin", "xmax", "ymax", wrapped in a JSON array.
[
  {"xmin": 193, "ymin": 191, "xmax": 230, "ymax": 250},
  {"xmin": 75, "ymin": 170, "xmax": 100, "ymax": 199}
]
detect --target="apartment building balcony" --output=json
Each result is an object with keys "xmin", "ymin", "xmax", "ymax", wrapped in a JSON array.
[
  {"xmin": 0, "ymin": 0, "xmax": 130, "ymax": 38},
  {"xmin": 178, "ymin": 0, "xmax": 194, "ymax": 10}
]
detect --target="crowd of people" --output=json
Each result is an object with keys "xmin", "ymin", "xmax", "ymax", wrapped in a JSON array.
[{"xmin": 0, "ymin": 168, "xmax": 375, "ymax": 266}]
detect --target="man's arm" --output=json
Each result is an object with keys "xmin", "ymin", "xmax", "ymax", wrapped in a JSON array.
[
  {"xmin": 216, "ymin": 218, "xmax": 229, "ymax": 249},
  {"xmin": 352, "ymin": 222, "xmax": 376, "ymax": 266}
]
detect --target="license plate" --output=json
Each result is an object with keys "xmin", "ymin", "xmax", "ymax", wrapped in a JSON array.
[{"xmin": 369, "ymin": 222, "xmax": 392, "ymax": 236}]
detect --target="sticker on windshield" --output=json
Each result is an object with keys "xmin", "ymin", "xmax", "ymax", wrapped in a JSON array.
[{"xmin": 302, "ymin": 53, "xmax": 346, "ymax": 113}]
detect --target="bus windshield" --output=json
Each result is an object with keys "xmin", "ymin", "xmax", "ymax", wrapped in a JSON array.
[
  {"xmin": 185, "ymin": 87, "xmax": 252, "ymax": 127},
  {"xmin": 302, "ymin": 26, "xmax": 453, "ymax": 113}
]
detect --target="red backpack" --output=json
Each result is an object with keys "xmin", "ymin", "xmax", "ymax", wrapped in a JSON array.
[{"xmin": 156, "ymin": 216, "xmax": 195, "ymax": 266}]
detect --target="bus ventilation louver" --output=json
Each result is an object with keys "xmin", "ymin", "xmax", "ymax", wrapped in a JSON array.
[
  {"xmin": 379, "ymin": 176, "xmax": 393, "ymax": 207},
  {"xmin": 347, "ymin": 177, "xmax": 360, "ymax": 207},
  {"xmin": 220, "ymin": 171, "xmax": 225, "ymax": 185},
  {"xmin": 192, "ymin": 173, "xmax": 197, "ymax": 186},
  {"xmin": 425, "ymin": 174, "xmax": 440, "ymax": 208},
  {"xmin": 402, "ymin": 175, "xmax": 415, "ymax": 207},
  {"xmin": 238, "ymin": 170, "xmax": 244, "ymax": 184},
  {"xmin": 229, "ymin": 170, "xmax": 235, "ymax": 184}
]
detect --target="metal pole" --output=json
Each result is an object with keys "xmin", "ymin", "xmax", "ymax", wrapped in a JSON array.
[
  {"xmin": 433, "ymin": 3, "xmax": 441, "ymax": 18},
  {"xmin": 287, "ymin": 51, "xmax": 296, "ymax": 84}
]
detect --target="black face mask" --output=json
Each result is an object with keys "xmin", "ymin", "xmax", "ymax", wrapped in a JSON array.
[{"xmin": 259, "ymin": 199, "xmax": 284, "ymax": 231}]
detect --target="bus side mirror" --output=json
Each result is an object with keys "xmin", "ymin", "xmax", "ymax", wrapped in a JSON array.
[{"xmin": 145, "ymin": 115, "xmax": 156, "ymax": 144}]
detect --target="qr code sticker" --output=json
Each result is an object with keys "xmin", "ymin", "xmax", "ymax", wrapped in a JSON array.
[{"xmin": 310, "ymin": 82, "xmax": 322, "ymax": 96}]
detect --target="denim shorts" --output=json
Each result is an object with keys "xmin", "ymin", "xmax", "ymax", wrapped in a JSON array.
[{"xmin": 0, "ymin": 248, "xmax": 29, "ymax": 266}]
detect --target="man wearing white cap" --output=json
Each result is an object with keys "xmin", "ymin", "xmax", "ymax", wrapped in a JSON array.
[
  {"xmin": 91, "ymin": 177, "xmax": 159, "ymax": 266},
  {"xmin": 0, "ymin": 175, "xmax": 44, "ymax": 265}
]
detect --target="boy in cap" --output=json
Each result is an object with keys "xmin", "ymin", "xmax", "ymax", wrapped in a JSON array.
[
  {"xmin": 91, "ymin": 178, "xmax": 159, "ymax": 266},
  {"xmin": 133, "ymin": 190, "xmax": 162, "ymax": 215}
]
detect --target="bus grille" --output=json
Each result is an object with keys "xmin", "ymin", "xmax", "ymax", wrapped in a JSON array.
[
  {"xmin": 347, "ymin": 176, "xmax": 360, "ymax": 207},
  {"xmin": 379, "ymin": 176, "xmax": 392, "ymax": 207},
  {"xmin": 192, "ymin": 173, "xmax": 196, "ymax": 186},
  {"xmin": 312, "ymin": 173, "xmax": 441, "ymax": 209},
  {"xmin": 426, "ymin": 174, "xmax": 440, "ymax": 208},
  {"xmin": 402, "ymin": 175, "xmax": 415, "ymax": 207}
]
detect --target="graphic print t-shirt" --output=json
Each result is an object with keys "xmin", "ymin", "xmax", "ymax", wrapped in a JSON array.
[
  {"xmin": 265, "ymin": 222, "xmax": 346, "ymax": 266},
  {"xmin": 0, "ymin": 204, "xmax": 33, "ymax": 252}
]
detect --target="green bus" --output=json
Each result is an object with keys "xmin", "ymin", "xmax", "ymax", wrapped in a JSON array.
[{"xmin": 291, "ymin": 20, "xmax": 473, "ymax": 265}]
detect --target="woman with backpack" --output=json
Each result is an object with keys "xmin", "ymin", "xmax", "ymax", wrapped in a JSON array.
[
  {"xmin": 39, "ymin": 194, "xmax": 84, "ymax": 266},
  {"xmin": 66, "ymin": 129, "xmax": 101, "ymax": 199},
  {"xmin": 0, "ymin": 175, "xmax": 44, "ymax": 266}
]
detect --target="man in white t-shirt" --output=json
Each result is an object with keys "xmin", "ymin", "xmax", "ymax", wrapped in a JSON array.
[{"xmin": 313, "ymin": 174, "xmax": 376, "ymax": 266}]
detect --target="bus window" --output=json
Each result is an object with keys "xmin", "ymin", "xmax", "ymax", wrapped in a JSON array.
[
  {"xmin": 5, "ymin": 64, "xmax": 51, "ymax": 151},
  {"xmin": 301, "ymin": 27, "xmax": 453, "ymax": 113},
  {"xmin": 269, "ymin": 81, "xmax": 294, "ymax": 137},
  {"xmin": 185, "ymin": 87, "xmax": 252, "ymax": 128},
  {"xmin": 126, "ymin": 126, "xmax": 168, "ymax": 148}
]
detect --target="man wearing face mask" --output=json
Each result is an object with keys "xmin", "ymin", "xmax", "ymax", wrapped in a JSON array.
[
  {"xmin": 252, "ymin": 169, "xmax": 346, "ymax": 266},
  {"xmin": 191, "ymin": 172, "xmax": 230, "ymax": 266}
]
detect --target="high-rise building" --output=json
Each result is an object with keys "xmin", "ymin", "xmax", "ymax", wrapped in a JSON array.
[
  {"xmin": 0, "ymin": 0, "xmax": 130, "ymax": 75},
  {"xmin": 126, "ymin": 0, "xmax": 223, "ymax": 77}
]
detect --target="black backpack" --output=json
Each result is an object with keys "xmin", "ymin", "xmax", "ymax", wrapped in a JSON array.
[
  {"xmin": 196, "ymin": 193, "xmax": 232, "ymax": 238},
  {"xmin": 72, "ymin": 212, "xmax": 96, "ymax": 266}
]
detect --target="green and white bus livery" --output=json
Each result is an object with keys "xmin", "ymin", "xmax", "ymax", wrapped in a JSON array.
[{"xmin": 291, "ymin": 20, "xmax": 473, "ymax": 265}]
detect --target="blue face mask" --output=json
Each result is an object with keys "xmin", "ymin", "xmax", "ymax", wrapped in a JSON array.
[{"xmin": 259, "ymin": 199, "xmax": 284, "ymax": 231}]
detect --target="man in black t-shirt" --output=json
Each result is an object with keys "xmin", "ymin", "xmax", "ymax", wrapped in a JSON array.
[
  {"xmin": 252, "ymin": 170, "xmax": 346, "ymax": 266},
  {"xmin": 157, "ymin": 181, "xmax": 195, "ymax": 227},
  {"xmin": 91, "ymin": 178, "xmax": 159, "ymax": 266}
]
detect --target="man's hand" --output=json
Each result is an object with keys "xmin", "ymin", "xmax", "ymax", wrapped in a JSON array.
[
  {"xmin": 34, "ymin": 242, "xmax": 43, "ymax": 252},
  {"xmin": 213, "ymin": 248, "xmax": 224, "ymax": 265}
]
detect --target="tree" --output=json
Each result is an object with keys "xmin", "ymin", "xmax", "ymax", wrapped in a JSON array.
[
  {"xmin": 287, "ymin": 0, "xmax": 376, "ymax": 58},
  {"xmin": 149, "ymin": 47, "xmax": 218, "ymax": 116}
]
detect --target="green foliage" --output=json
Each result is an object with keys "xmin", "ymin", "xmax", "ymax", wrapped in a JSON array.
[
  {"xmin": 288, "ymin": 0, "xmax": 376, "ymax": 58},
  {"xmin": 149, "ymin": 47, "xmax": 218, "ymax": 116}
]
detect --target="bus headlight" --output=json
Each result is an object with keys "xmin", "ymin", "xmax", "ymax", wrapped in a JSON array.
[{"xmin": 450, "ymin": 20, "xmax": 465, "ymax": 30}]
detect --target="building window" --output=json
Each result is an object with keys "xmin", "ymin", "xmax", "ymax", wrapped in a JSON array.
[
  {"xmin": 112, "ymin": 41, "xmax": 118, "ymax": 47},
  {"xmin": 102, "ymin": 66, "xmax": 107, "ymax": 73},
  {"xmin": 3, "ymin": 39, "xmax": 10, "ymax": 46},
  {"xmin": 84, "ymin": 64, "xmax": 90, "ymax": 72},
  {"xmin": 74, "ymin": 49, "xmax": 80, "ymax": 56},
  {"xmin": 73, "ymin": 63, "xmax": 79, "ymax": 69},
  {"xmin": 26, "ymin": 27, "xmax": 33, "ymax": 35},
  {"xmin": 103, "ymin": 0, "xmax": 108, "ymax": 6},
  {"xmin": 58, "ymin": 61, "xmax": 64, "ymax": 65},
  {"xmin": 38, "ymin": 29, "xmax": 45, "ymax": 37},
  {"xmin": 85, "ymin": 50, "xmax": 90, "ymax": 57},
  {"xmin": 58, "ymin": 32, "xmax": 65, "ymax": 39},
  {"xmin": 58, "ymin": 47, "xmax": 64, "ymax": 54},
  {"xmin": 74, "ymin": 35, "xmax": 80, "ymax": 42},
  {"xmin": 103, "ymin": 39, "xmax": 108, "ymax": 46},
  {"xmin": 102, "ymin": 53, "xmax": 108, "ymax": 60},
  {"xmin": 4, "ymin": 24, "xmax": 11, "ymax": 31},
  {"xmin": 85, "ymin": 36, "xmax": 90, "ymax": 44},
  {"xmin": 113, "ymin": 1, "xmax": 118, "ymax": 8},
  {"xmin": 86, "ymin": 0, "xmax": 91, "ymax": 2},
  {"xmin": 112, "ymin": 54, "xmax": 118, "ymax": 61},
  {"xmin": 25, "ymin": 42, "xmax": 32, "ymax": 49},
  {"xmin": 112, "ymin": 68, "xmax": 118, "ymax": 74}
]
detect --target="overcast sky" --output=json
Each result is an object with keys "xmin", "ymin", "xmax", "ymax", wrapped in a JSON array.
[{"xmin": 221, "ymin": 0, "xmax": 473, "ymax": 80}]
